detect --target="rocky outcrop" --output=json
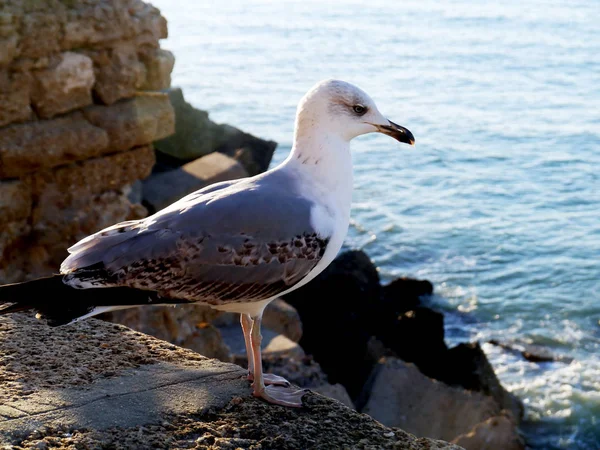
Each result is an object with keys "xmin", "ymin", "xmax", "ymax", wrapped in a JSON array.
[
  {"xmin": 283, "ymin": 250, "xmax": 383, "ymax": 398},
  {"xmin": 0, "ymin": 0, "xmax": 175, "ymax": 284},
  {"xmin": 0, "ymin": 313, "xmax": 462, "ymax": 450},
  {"xmin": 154, "ymin": 87, "xmax": 277, "ymax": 176},
  {"xmin": 281, "ymin": 249, "xmax": 525, "ymax": 444}
]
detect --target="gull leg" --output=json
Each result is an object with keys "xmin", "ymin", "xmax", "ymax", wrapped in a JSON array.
[
  {"xmin": 241, "ymin": 313, "xmax": 290, "ymax": 387},
  {"xmin": 240, "ymin": 313, "xmax": 255, "ymax": 379},
  {"xmin": 250, "ymin": 314, "xmax": 306, "ymax": 407}
]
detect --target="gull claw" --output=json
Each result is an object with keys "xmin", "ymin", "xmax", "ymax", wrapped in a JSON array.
[
  {"xmin": 247, "ymin": 372, "xmax": 291, "ymax": 387},
  {"xmin": 255, "ymin": 385, "xmax": 307, "ymax": 408}
]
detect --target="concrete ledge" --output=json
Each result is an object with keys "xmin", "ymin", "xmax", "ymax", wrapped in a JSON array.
[{"xmin": 0, "ymin": 313, "xmax": 462, "ymax": 449}]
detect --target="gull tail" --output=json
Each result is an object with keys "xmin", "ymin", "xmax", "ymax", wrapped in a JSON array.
[{"xmin": 0, "ymin": 275, "xmax": 182, "ymax": 326}]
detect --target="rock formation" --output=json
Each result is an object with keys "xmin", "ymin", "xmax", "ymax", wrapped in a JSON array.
[{"xmin": 0, "ymin": 0, "xmax": 175, "ymax": 284}]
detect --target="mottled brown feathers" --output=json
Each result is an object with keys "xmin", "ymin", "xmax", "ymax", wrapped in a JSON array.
[{"xmin": 65, "ymin": 232, "xmax": 329, "ymax": 307}]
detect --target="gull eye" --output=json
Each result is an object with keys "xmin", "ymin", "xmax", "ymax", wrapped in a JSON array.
[{"xmin": 352, "ymin": 104, "xmax": 367, "ymax": 115}]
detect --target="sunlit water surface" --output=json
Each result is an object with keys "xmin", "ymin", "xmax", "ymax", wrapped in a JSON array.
[{"xmin": 152, "ymin": 1, "xmax": 600, "ymax": 447}]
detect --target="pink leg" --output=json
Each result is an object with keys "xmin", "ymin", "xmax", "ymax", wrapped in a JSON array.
[
  {"xmin": 241, "ymin": 313, "xmax": 290, "ymax": 387},
  {"xmin": 250, "ymin": 314, "xmax": 306, "ymax": 407},
  {"xmin": 240, "ymin": 313, "xmax": 255, "ymax": 377}
]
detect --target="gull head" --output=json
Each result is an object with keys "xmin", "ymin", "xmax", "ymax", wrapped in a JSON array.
[{"xmin": 295, "ymin": 79, "xmax": 415, "ymax": 145}]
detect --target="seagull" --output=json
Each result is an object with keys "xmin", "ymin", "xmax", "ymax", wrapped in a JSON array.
[{"xmin": 0, "ymin": 79, "xmax": 414, "ymax": 407}]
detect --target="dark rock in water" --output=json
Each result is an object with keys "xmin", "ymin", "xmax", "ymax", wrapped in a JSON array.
[
  {"xmin": 154, "ymin": 87, "xmax": 277, "ymax": 176},
  {"xmin": 383, "ymin": 277, "xmax": 433, "ymax": 315},
  {"xmin": 442, "ymin": 342, "xmax": 524, "ymax": 422},
  {"xmin": 488, "ymin": 339, "xmax": 573, "ymax": 364},
  {"xmin": 521, "ymin": 350, "xmax": 555, "ymax": 363},
  {"xmin": 376, "ymin": 307, "xmax": 449, "ymax": 381},
  {"xmin": 283, "ymin": 250, "xmax": 382, "ymax": 399},
  {"xmin": 283, "ymin": 250, "xmax": 438, "ymax": 401}
]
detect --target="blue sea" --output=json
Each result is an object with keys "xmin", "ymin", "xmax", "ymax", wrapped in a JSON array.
[{"xmin": 152, "ymin": 1, "xmax": 599, "ymax": 448}]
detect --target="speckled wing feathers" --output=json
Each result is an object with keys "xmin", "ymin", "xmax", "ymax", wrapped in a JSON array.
[{"xmin": 61, "ymin": 173, "xmax": 332, "ymax": 307}]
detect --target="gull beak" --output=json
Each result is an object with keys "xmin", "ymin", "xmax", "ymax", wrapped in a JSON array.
[{"xmin": 375, "ymin": 120, "xmax": 415, "ymax": 146}]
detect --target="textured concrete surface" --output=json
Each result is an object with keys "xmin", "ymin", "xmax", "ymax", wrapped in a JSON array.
[{"xmin": 0, "ymin": 313, "xmax": 463, "ymax": 449}]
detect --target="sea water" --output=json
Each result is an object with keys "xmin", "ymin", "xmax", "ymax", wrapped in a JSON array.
[{"xmin": 151, "ymin": 1, "xmax": 599, "ymax": 447}]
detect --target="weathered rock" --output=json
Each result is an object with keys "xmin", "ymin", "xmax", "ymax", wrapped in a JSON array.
[
  {"xmin": 0, "ymin": 71, "xmax": 32, "ymax": 127},
  {"xmin": 154, "ymin": 87, "xmax": 277, "ymax": 176},
  {"xmin": 180, "ymin": 322, "xmax": 232, "ymax": 362},
  {"xmin": 0, "ymin": 112, "xmax": 109, "ymax": 178},
  {"xmin": 262, "ymin": 298, "xmax": 303, "ymax": 343},
  {"xmin": 142, "ymin": 152, "xmax": 248, "ymax": 213},
  {"xmin": 362, "ymin": 358, "xmax": 501, "ymax": 442},
  {"xmin": 219, "ymin": 324, "xmax": 305, "ymax": 360},
  {"xmin": 103, "ymin": 303, "xmax": 227, "ymax": 349},
  {"xmin": 312, "ymin": 383, "xmax": 355, "ymax": 410},
  {"xmin": 452, "ymin": 413, "xmax": 525, "ymax": 450},
  {"xmin": 0, "ymin": 314, "xmax": 461, "ymax": 450},
  {"xmin": 0, "ymin": 178, "xmax": 31, "ymax": 225},
  {"xmin": 443, "ymin": 343, "xmax": 524, "ymax": 422},
  {"xmin": 31, "ymin": 52, "xmax": 95, "ymax": 118},
  {"xmin": 283, "ymin": 250, "xmax": 382, "ymax": 399},
  {"xmin": 83, "ymin": 93, "xmax": 175, "ymax": 152},
  {"xmin": 140, "ymin": 48, "xmax": 175, "ymax": 90},
  {"xmin": 84, "ymin": 42, "xmax": 146, "ymax": 104}
]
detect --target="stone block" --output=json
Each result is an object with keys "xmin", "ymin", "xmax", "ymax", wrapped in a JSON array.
[
  {"xmin": 139, "ymin": 48, "xmax": 174, "ymax": 90},
  {"xmin": 83, "ymin": 93, "xmax": 174, "ymax": 152},
  {"xmin": 0, "ymin": 178, "xmax": 31, "ymax": 225},
  {"xmin": 63, "ymin": 1, "xmax": 133, "ymax": 49},
  {"xmin": 85, "ymin": 42, "xmax": 146, "ymax": 105},
  {"xmin": 31, "ymin": 52, "xmax": 95, "ymax": 118},
  {"xmin": 0, "ymin": 33, "xmax": 17, "ymax": 66},
  {"xmin": 0, "ymin": 219, "xmax": 31, "ymax": 284},
  {"xmin": 129, "ymin": 0, "xmax": 168, "ymax": 45},
  {"xmin": 18, "ymin": 6, "xmax": 66, "ymax": 59},
  {"xmin": 0, "ymin": 112, "xmax": 108, "ymax": 178},
  {"xmin": 0, "ymin": 71, "xmax": 32, "ymax": 128}
]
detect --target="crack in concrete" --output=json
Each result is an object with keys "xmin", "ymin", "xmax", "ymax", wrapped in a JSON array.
[{"xmin": 0, "ymin": 368, "xmax": 244, "ymax": 424}]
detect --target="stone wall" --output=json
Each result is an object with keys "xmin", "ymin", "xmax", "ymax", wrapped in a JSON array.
[{"xmin": 0, "ymin": 0, "xmax": 175, "ymax": 283}]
